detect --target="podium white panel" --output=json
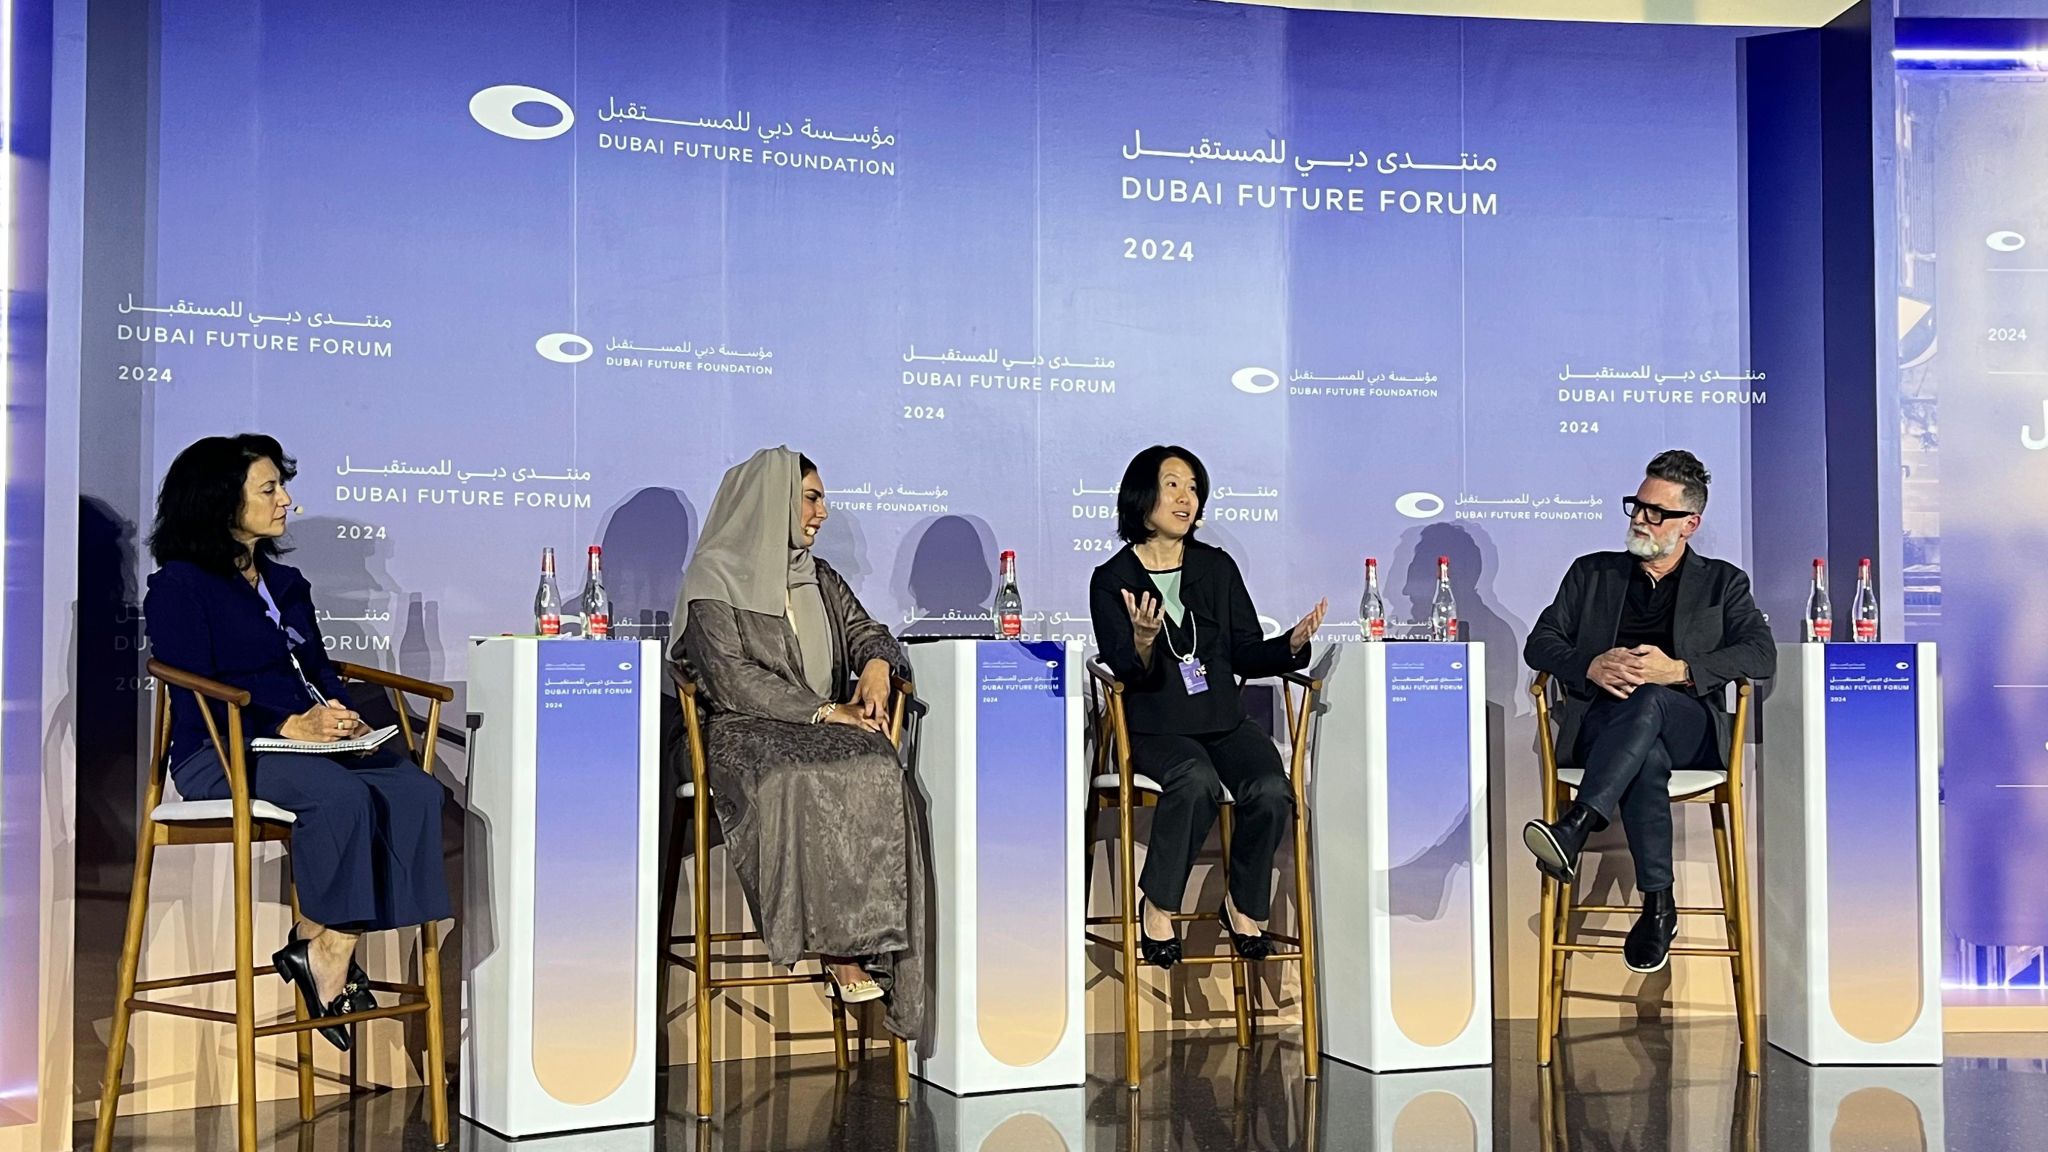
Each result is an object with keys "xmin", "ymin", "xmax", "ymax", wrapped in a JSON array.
[
  {"xmin": 1312, "ymin": 642, "xmax": 1492, "ymax": 1072},
  {"xmin": 906, "ymin": 639, "xmax": 1086, "ymax": 1095},
  {"xmin": 461, "ymin": 638, "xmax": 661, "ymax": 1136},
  {"xmin": 1763, "ymin": 642, "xmax": 1942, "ymax": 1065}
]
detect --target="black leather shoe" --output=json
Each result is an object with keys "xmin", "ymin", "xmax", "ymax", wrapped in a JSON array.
[
  {"xmin": 1136, "ymin": 898, "xmax": 1182, "ymax": 969},
  {"xmin": 1624, "ymin": 889, "xmax": 1680, "ymax": 974},
  {"xmin": 1218, "ymin": 906, "xmax": 1277, "ymax": 962},
  {"xmin": 272, "ymin": 935, "xmax": 352, "ymax": 1051},
  {"xmin": 1522, "ymin": 802, "xmax": 1605, "ymax": 885}
]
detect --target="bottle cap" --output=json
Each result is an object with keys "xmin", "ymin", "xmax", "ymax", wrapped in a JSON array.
[
  {"xmin": 590, "ymin": 545, "xmax": 603, "ymax": 554},
  {"xmin": 1438, "ymin": 555, "xmax": 1449, "ymax": 564},
  {"xmin": 1813, "ymin": 558, "xmax": 1824, "ymax": 566},
  {"xmin": 1001, "ymin": 549, "xmax": 1016, "ymax": 560},
  {"xmin": 1860, "ymin": 557, "xmax": 1870, "ymax": 565},
  {"xmin": 1365, "ymin": 557, "xmax": 1377, "ymax": 566}
]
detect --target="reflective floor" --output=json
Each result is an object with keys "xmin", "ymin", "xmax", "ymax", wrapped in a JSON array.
[{"xmin": 81, "ymin": 1020, "xmax": 2048, "ymax": 1150}]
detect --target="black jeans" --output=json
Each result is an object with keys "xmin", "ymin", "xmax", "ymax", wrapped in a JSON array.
[
  {"xmin": 1570, "ymin": 686, "xmax": 1718, "ymax": 894},
  {"xmin": 1131, "ymin": 719, "xmax": 1291, "ymax": 920}
]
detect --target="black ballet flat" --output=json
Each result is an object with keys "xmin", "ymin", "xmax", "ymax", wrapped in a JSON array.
[
  {"xmin": 1218, "ymin": 907, "xmax": 1277, "ymax": 962},
  {"xmin": 1136, "ymin": 898, "xmax": 1182, "ymax": 969},
  {"xmin": 272, "ymin": 935, "xmax": 353, "ymax": 1052}
]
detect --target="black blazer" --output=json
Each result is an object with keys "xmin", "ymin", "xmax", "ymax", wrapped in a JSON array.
[
  {"xmin": 1090, "ymin": 541, "xmax": 1308, "ymax": 736},
  {"xmin": 1524, "ymin": 547, "xmax": 1776, "ymax": 769}
]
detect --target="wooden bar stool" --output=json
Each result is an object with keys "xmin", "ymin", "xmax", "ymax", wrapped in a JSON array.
[
  {"xmin": 1083, "ymin": 658, "xmax": 1324, "ymax": 1089},
  {"xmin": 1531, "ymin": 673, "xmax": 1760, "ymax": 1074},
  {"xmin": 95, "ymin": 659, "xmax": 454, "ymax": 1152},
  {"xmin": 659, "ymin": 665, "xmax": 916, "ymax": 1120}
]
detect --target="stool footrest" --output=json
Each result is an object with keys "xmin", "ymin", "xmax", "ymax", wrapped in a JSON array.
[
  {"xmin": 1556, "ymin": 942, "xmax": 1740, "ymax": 958},
  {"xmin": 253, "ymin": 1000, "xmax": 428, "ymax": 1038},
  {"xmin": 1570, "ymin": 904, "xmax": 1727, "ymax": 916}
]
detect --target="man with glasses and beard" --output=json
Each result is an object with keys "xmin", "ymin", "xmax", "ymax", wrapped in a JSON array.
[{"xmin": 1521, "ymin": 450, "xmax": 1776, "ymax": 973}]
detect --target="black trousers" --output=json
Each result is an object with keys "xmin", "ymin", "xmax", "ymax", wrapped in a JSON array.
[
  {"xmin": 1131, "ymin": 719, "xmax": 1291, "ymax": 920},
  {"xmin": 1570, "ymin": 686, "xmax": 1718, "ymax": 893},
  {"xmin": 172, "ymin": 744, "xmax": 451, "ymax": 931}
]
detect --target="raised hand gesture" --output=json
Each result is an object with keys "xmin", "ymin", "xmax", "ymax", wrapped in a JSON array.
[{"xmin": 1121, "ymin": 588, "xmax": 1165, "ymax": 654}]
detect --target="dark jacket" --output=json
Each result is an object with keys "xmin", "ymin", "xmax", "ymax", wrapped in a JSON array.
[
  {"xmin": 144, "ymin": 559, "xmax": 349, "ymax": 765},
  {"xmin": 1524, "ymin": 547, "xmax": 1776, "ymax": 769},
  {"xmin": 1089, "ymin": 541, "xmax": 1308, "ymax": 736}
]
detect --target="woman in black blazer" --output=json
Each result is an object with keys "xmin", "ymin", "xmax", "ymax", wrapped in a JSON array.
[{"xmin": 1089, "ymin": 445, "xmax": 1326, "ymax": 965}]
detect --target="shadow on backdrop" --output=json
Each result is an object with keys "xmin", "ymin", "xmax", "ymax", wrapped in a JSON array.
[{"xmin": 895, "ymin": 515, "xmax": 999, "ymax": 639}]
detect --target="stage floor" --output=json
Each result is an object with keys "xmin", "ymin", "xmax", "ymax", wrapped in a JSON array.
[{"xmin": 81, "ymin": 1020, "xmax": 2048, "ymax": 1150}]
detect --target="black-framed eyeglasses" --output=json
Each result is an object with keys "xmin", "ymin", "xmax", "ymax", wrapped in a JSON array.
[{"xmin": 1622, "ymin": 497, "xmax": 1695, "ymax": 526}]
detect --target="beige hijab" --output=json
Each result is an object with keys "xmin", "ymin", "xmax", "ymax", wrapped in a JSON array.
[{"xmin": 672, "ymin": 447, "xmax": 835, "ymax": 696}]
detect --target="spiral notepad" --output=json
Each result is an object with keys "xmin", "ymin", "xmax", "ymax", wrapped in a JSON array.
[{"xmin": 250, "ymin": 724, "xmax": 402, "ymax": 755}]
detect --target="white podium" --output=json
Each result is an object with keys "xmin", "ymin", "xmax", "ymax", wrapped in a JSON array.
[
  {"xmin": 1763, "ymin": 641, "xmax": 1942, "ymax": 1065},
  {"xmin": 1312, "ymin": 642, "xmax": 1491, "ymax": 1071},
  {"xmin": 461, "ymin": 637, "xmax": 661, "ymax": 1138},
  {"xmin": 904, "ymin": 638, "xmax": 1086, "ymax": 1095}
]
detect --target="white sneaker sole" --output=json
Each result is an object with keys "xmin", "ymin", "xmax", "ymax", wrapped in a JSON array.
[{"xmin": 1522, "ymin": 821, "xmax": 1576, "ymax": 884}]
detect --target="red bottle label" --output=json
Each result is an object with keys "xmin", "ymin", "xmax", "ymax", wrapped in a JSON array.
[
  {"xmin": 539, "ymin": 614, "xmax": 561, "ymax": 636},
  {"xmin": 1447, "ymin": 617, "xmax": 1458, "ymax": 640},
  {"xmin": 1368, "ymin": 618, "xmax": 1385, "ymax": 639},
  {"xmin": 587, "ymin": 614, "xmax": 610, "ymax": 639},
  {"xmin": 999, "ymin": 612, "xmax": 1022, "ymax": 638},
  {"xmin": 1811, "ymin": 619, "xmax": 1832, "ymax": 642},
  {"xmin": 1854, "ymin": 619, "xmax": 1875, "ymax": 642}
]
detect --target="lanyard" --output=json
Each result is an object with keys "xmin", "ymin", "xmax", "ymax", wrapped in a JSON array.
[{"xmin": 255, "ymin": 574, "xmax": 330, "ymax": 707}]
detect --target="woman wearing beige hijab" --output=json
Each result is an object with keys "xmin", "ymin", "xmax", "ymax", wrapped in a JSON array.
[{"xmin": 672, "ymin": 446, "xmax": 928, "ymax": 1042}]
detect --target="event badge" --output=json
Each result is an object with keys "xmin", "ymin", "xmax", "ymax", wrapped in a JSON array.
[{"xmin": 1178, "ymin": 657, "xmax": 1210, "ymax": 695}]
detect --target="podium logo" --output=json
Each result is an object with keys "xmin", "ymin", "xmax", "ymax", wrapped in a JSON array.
[
  {"xmin": 535, "ymin": 332, "xmax": 594, "ymax": 364},
  {"xmin": 1231, "ymin": 366, "xmax": 1281, "ymax": 395},
  {"xmin": 1395, "ymin": 491, "xmax": 1445, "ymax": 519},
  {"xmin": 1986, "ymin": 230, "xmax": 2026, "ymax": 252},
  {"xmin": 470, "ymin": 84, "xmax": 575, "ymax": 141}
]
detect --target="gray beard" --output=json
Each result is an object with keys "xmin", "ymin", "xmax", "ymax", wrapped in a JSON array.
[{"xmin": 1625, "ymin": 529, "xmax": 1674, "ymax": 560}]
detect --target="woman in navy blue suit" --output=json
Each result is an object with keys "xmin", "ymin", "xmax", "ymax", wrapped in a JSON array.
[{"xmin": 143, "ymin": 434, "xmax": 449, "ymax": 1050}]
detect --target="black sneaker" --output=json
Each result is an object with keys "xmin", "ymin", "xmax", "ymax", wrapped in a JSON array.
[
  {"xmin": 1624, "ymin": 889, "xmax": 1679, "ymax": 973},
  {"xmin": 1522, "ymin": 802, "xmax": 1604, "ymax": 885}
]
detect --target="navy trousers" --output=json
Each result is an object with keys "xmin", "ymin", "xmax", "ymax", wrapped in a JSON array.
[
  {"xmin": 1569, "ymin": 685, "xmax": 1719, "ymax": 894},
  {"xmin": 171, "ymin": 744, "xmax": 451, "ymax": 931}
]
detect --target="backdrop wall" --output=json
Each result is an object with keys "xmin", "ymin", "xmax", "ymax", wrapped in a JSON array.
[{"xmin": 71, "ymin": 0, "xmax": 1775, "ymax": 1115}]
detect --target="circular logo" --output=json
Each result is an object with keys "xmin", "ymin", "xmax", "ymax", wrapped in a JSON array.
[
  {"xmin": 535, "ymin": 332, "xmax": 593, "ymax": 363},
  {"xmin": 1395, "ymin": 491, "xmax": 1445, "ymax": 519},
  {"xmin": 1987, "ymin": 230, "xmax": 2027, "ymax": 252},
  {"xmin": 1450, "ymin": 661, "xmax": 1464, "ymax": 670},
  {"xmin": 1231, "ymin": 366, "xmax": 1281, "ymax": 395},
  {"xmin": 1895, "ymin": 661, "xmax": 1910, "ymax": 671},
  {"xmin": 470, "ymin": 84, "xmax": 575, "ymax": 141},
  {"xmin": 618, "ymin": 661, "xmax": 633, "ymax": 671}
]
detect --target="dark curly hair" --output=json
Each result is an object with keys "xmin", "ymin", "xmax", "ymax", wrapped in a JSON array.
[
  {"xmin": 149, "ymin": 434, "xmax": 298, "ymax": 575},
  {"xmin": 1645, "ymin": 449, "xmax": 1711, "ymax": 513},
  {"xmin": 1115, "ymin": 445, "xmax": 1209, "ymax": 546}
]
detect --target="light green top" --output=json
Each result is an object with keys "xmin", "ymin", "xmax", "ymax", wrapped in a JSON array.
[{"xmin": 1147, "ymin": 568, "xmax": 1186, "ymax": 625}]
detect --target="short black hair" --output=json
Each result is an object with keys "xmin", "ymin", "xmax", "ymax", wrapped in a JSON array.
[
  {"xmin": 1115, "ymin": 445, "xmax": 1208, "ymax": 545},
  {"xmin": 1645, "ymin": 449, "xmax": 1711, "ymax": 512},
  {"xmin": 798, "ymin": 453, "xmax": 817, "ymax": 477},
  {"xmin": 149, "ymin": 434, "xmax": 298, "ymax": 574}
]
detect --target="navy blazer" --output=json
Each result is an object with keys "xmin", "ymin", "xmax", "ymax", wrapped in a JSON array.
[
  {"xmin": 1523, "ymin": 547, "xmax": 1776, "ymax": 769},
  {"xmin": 1089, "ymin": 541, "xmax": 1308, "ymax": 736},
  {"xmin": 144, "ymin": 559, "xmax": 349, "ymax": 765}
]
